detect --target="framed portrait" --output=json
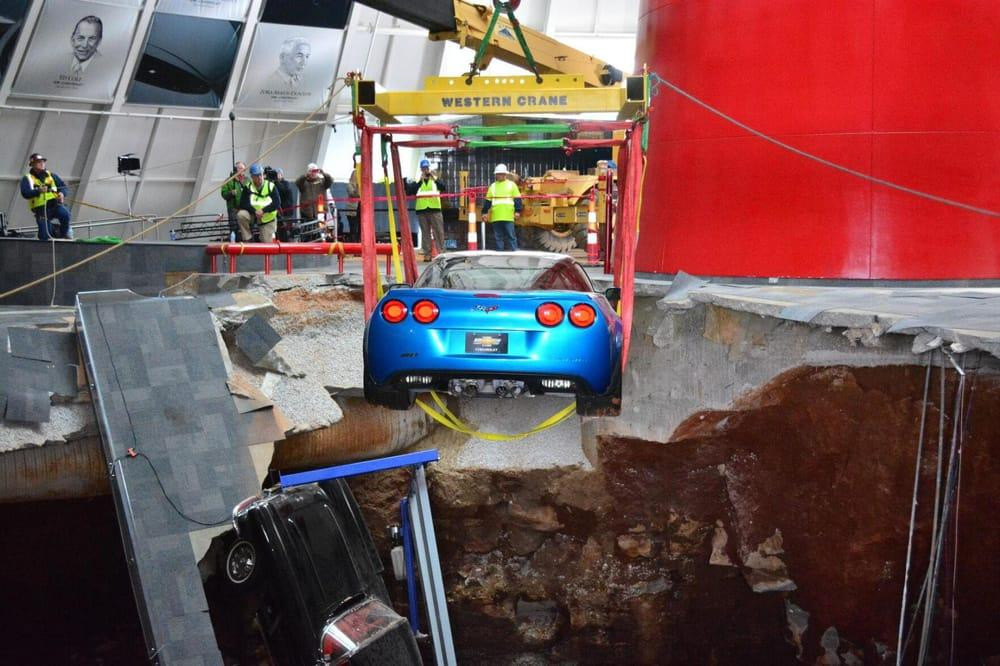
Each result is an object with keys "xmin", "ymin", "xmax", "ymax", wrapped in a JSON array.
[
  {"xmin": 235, "ymin": 22, "xmax": 341, "ymax": 113},
  {"xmin": 11, "ymin": 0, "xmax": 140, "ymax": 102}
]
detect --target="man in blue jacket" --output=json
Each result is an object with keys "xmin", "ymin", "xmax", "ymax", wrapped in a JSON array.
[{"xmin": 20, "ymin": 153, "xmax": 72, "ymax": 240}]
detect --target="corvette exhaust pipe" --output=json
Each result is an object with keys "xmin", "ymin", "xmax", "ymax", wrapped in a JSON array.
[
  {"xmin": 463, "ymin": 383, "xmax": 479, "ymax": 397},
  {"xmin": 495, "ymin": 385, "xmax": 508, "ymax": 398}
]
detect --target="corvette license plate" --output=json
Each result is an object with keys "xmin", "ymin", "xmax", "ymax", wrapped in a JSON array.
[{"xmin": 466, "ymin": 332, "xmax": 508, "ymax": 354}]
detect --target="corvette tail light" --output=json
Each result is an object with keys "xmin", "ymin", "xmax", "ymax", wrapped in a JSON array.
[
  {"xmin": 412, "ymin": 299, "xmax": 439, "ymax": 324},
  {"xmin": 381, "ymin": 299, "xmax": 407, "ymax": 324},
  {"xmin": 569, "ymin": 303, "xmax": 597, "ymax": 327},
  {"xmin": 320, "ymin": 598, "xmax": 407, "ymax": 664},
  {"xmin": 535, "ymin": 302, "xmax": 564, "ymax": 327}
]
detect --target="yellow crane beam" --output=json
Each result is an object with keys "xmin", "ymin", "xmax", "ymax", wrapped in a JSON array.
[{"xmin": 358, "ymin": 74, "xmax": 644, "ymax": 123}]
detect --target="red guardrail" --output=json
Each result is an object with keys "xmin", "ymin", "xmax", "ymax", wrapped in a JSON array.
[{"xmin": 205, "ymin": 241, "xmax": 396, "ymax": 275}]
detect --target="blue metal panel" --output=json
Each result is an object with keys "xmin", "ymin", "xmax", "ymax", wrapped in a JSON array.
[{"xmin": 280, "ymin": 449, "xmax": 440, "ymax": 487}]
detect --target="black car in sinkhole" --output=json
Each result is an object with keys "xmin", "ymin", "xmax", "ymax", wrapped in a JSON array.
[{"xmin": 216, "ymin": 479, "xmax": 421, "ymax": 665}]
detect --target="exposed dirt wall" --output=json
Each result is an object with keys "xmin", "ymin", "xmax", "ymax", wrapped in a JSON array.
[{"xmin": 350, "ymin": 364, "xmax": 1000, "ymax": 664}]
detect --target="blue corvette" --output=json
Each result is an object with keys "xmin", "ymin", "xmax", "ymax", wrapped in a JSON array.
[{"xmin": 363, "ymin": 251, "xmax": 623, "ymax": 416}]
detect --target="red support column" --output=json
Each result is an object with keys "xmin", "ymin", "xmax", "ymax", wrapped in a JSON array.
[
  {"xmin": 229, "ymin": 255, "xmax": 236, "ymax": 273},
  {"xmin": 264, "ymin": 255, "xmax": 271, "ymax": 275},
  {"xmin": 286, "ymin": 254, "xmax": 293, "ymax": 274},
  {"xmin": 616, "ymin": 125, "xmax": 643, "ymax": 370},
  {"xmin": 360, "ymin": 127, "xmax": 378, "ymax": 318},
  {"xmin": 389, "ymin": 141, "xmax": 419, "ymax": 284},
  {"xmin": 210, "ymin": 255, "xmax": 217, "ymax": 273}
]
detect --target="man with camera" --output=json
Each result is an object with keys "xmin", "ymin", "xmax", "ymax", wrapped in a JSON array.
[
  {"xmin": 296, "ymin": 163, "xmax": 333, "ymax": 222},
  {"xmin": 405, "ymin": 158, "xmax": 447, "ymax": 261},
  {"xmin": 20, "ymin": 153, "xmax": 72, "ymax": 240},
  {"xmin": 221, "ymin": 161, "xmax": 247, "ymax": 238},
  {"xmin": 237, "ymin": 163, "xmax": 281, "ymax": 242}
]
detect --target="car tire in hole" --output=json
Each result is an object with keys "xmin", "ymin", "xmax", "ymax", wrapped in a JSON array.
[{"xmin": 225, "ymin": 539, "xmax": 257, "ymax": 585}]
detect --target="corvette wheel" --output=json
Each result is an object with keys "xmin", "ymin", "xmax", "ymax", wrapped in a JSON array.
[{"xmin": 225, "ymin": 539, "xmax": 256, "ymax": 585}]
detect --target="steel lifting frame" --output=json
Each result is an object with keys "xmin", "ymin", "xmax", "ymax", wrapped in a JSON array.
[
  {"xmin": 281, "ymin": 449, "xmax": 457, "ymax": 666},
  {"xmin": 358, "ymin": 74, "xmax": 644, "ymax": 124}
]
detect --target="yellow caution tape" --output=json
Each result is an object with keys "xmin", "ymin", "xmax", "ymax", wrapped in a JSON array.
[
  {"xmin": 383, "ymin": 176, "xmax": 405, "ymax": 284},
  {"xmin": 415, "ymin": 390, "xmax": 576, "ymax": 441}
]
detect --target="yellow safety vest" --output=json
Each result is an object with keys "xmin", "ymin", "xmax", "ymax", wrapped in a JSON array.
[
  {"xmin": 415, "ymin": 178, "xmax": 441, "ymax": 211},
  {"xmin": 26, "ymin": 170, "xmax": 58, "ymax": 211},
  {"xmin": 249, "ymin": 180, "xmax": 277, "ymax": 224},
  {"xmin": 486, "ymin": 179, "xmax": 520, "ymax": 222}
]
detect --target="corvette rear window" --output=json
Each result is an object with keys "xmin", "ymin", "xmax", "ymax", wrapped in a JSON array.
[{"xmin": 415, "ymin": 256, "xmax": 591, "ymax": 291}]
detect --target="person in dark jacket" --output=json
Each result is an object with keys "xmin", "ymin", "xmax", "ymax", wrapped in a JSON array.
[
  {"xmin": 20, "ymin": 153, "xmax": 72, "ymax": 240},
  {"xmin": 295, "ymin": 163, "xmax": 333, "ymax": 221},
  {"xmin": 273, "ymin": 167, "xmax": 297, "ymax": 241},
  {"xmin": 238, "ymin": 163, "xmax": 281, "ymax": 242},
  {"xmin": 221, "ymin": 161, "xmax": 247, "ymax": 237}
]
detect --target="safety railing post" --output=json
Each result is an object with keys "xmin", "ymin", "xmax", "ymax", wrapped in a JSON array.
[
  {"xmin": 264, "ymin": 255, "xmax": 271, "ymax": 275},
  {"xmin": 286, "ymin": 254, "xmax": 293, "ymax": 274},
  {"xmin": 229, "ymin": 255, "xmax": 236, "ymax": 273},
  {"xmin": 604, "ymin": 170, "xmax": 614, "ymax": 275},
  {"xmin": 210, "ymin": 255, "xmax": 217, "ymax": 273},
  {"xmin": 586, "ymin": 188, "xmax": 599, "ymax": 265},
  {"xmin": 467, "ymin": 192, "xmax": 478, "ymax": 251},
  {"xmin": 339, "ymin": 253, "xmax": 344, "ymax": 273}
]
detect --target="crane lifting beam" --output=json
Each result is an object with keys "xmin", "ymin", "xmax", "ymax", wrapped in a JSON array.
[
  {"xmin": 357, "ymin": 74, "xmax": 645, "ymax": 123},
  {"xmin": 359, "ymin": 0, "xmax": 623, "ymax": 89},
  {"xmin": 429, "ymin": 0, "xmax": 623, "ymax": 88}
]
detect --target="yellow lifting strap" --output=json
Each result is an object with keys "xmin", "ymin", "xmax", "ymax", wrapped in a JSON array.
[
  {"xmin": 414, "ymin": 390, "xmax": 577, "ymax": 441},
  {"xmin": 383, "ymin": 175, "xmax": 405, "ymax": 284}
]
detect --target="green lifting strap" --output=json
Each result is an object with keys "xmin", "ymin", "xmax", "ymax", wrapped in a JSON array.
[
  {"xmin": 466, "ymin": 1, "xmax": 542, "ymax": 85},
  {"xmin": 464, "ymin": 139, "xmax": 565, "ymax": 149},
  {"xmin": 455, "ymin": 124, "xmax": 572, "ymax": 137},
  {"xmin": 503, "ymin": 2, "xmax": 542, "ymax": 84}
]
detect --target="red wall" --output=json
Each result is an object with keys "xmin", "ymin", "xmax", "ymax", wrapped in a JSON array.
[{"xmin": 636, "ymin": 0, "xmax": 1000, "ymax": 279}]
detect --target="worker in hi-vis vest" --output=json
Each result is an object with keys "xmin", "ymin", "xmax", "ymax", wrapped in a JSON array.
[
  {"xmin": 237, "ymin": 163, "xmax": 282, "ymax": 242},
  {"xmin": 405, "ymin": 158, "xmax": 448, "ymax": 261},
  {"xmin": 19, "ymin": 153, "xmax": 72, "ymax": 240},
  {"xmin": 481, "ymin": 163, "xmax": 522, "ymax": 251}
]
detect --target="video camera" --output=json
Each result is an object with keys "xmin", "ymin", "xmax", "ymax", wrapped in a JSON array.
[{"xmin": 263, "ymin": 166, "xmax": 279, "ymax": 182}]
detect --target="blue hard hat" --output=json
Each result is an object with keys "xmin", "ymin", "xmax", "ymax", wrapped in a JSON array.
[
  {"xmin": 249, "ymin": 163, "xmax": 263, "ymax": 176},
  {"xmin": 419, "ymin": 159, "xmax": 430, "ymax": 169}
]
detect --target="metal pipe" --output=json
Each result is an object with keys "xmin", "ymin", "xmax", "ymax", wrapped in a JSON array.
[
  {"xmin": 205, "ymin": 242, "xmax": 395, "ymax": 256},
  {"xmin": 269, "ymin": 397, "xmax": 434, "ymax": 470},
  {"xmin": 0, "ymin": 437, "xmax": 108, "ymax": 503}
]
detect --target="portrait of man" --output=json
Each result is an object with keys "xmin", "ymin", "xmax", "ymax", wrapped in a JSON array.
[
  {"xmin": 236, "ymin": 23, "xmax": 338, "ymax": 112},
  {"xmin": 11, "ymin": 0, "xmax": 138, "ymax": 102},
  {"xmin": 273, "ymin": 37, "xmax": 310, "ymax": 88},
  {"xmin": 69, "ymin": 15, "xmax": 102, "ymax": 76}
]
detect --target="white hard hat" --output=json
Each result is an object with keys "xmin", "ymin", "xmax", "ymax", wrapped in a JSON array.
[
  {"xmin": 307, "ymin": 162, "xmax": 320, "ymax": 172},
  {"xmin": 494, "ymin": 163, "xmax": 508, "ymax": 175}
]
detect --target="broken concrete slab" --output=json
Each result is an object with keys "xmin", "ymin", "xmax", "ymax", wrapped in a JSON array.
[
  {"xmin": 235, "ymin": 313, "xmax": 281, "ymax": 364},
  {"xmin": 5, "ymin": 389, "xmax": 50, "ymax": 423},
  {"xmin": 8, "ymin": 327, "xmax": 77, "ymax": 365}
]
